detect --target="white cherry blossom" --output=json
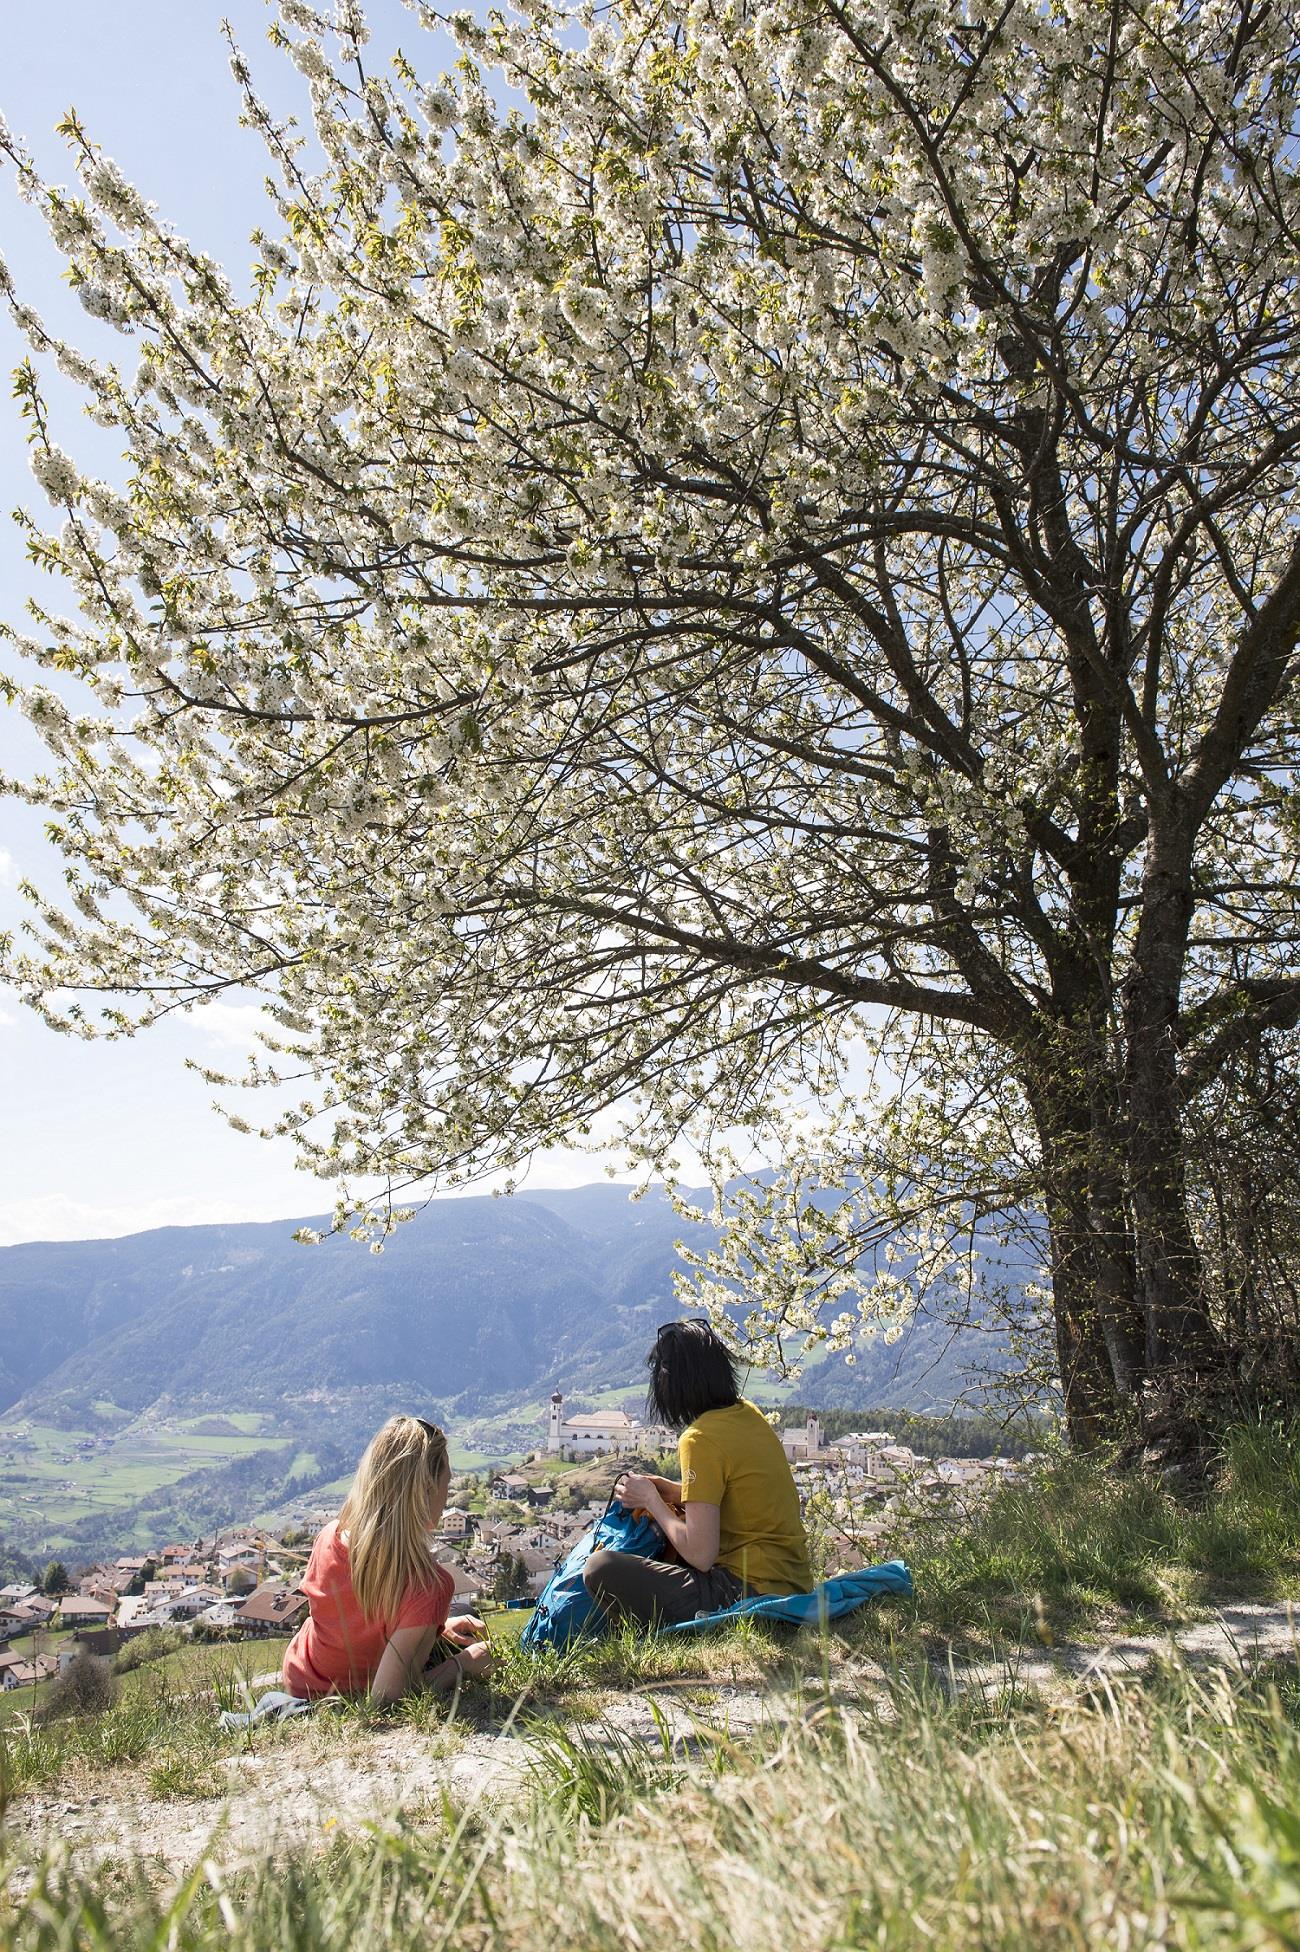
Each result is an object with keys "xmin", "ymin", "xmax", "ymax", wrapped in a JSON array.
[{"xmin": 2, "ymin": 0, "xmax": 1298, "ymax": 1447}]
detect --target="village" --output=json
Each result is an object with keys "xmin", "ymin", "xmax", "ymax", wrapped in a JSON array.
[{"xmin": 0, "ymin": 1394, "xmax": 1028, "ymax": 1701}]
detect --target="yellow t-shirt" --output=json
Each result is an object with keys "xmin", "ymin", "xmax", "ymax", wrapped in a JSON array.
[{"xmin": 678, "ymin": 1399, "xmax": 813, "ymax": 1596}]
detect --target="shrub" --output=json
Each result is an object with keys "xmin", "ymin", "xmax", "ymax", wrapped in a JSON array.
[
  {"xmin": 35, "ymin": 1652, "xmax": 116, "ymax": 1723},
  {"xmin": 113, "ymin": 1627, "xmax": 183, "ymax": 1674}
]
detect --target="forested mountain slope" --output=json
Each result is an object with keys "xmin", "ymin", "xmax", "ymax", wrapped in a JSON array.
[{"xmin": 1, "ymin": 1186, "xmax": 1019, "ymax": 1426}]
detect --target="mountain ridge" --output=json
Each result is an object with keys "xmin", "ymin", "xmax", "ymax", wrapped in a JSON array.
[{"xmin": 1, "ymin": 1184, "xmax": 1021, "ymax": 1432}]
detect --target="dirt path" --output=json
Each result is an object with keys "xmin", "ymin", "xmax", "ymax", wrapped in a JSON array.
[
  {"xmin": 946, "ymin": 1597, "xmax": 1299, "ymax": 1697},
  {"xmin": 12, "ymin": 1599, "xmax": 1297, "ymax": 1876},
  {"xmin": 18, "ymin": 1723, "xmax": 528, "ymax": 1876}
]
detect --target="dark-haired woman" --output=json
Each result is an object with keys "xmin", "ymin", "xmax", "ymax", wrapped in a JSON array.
[{"xmin": 583, "ymin": 1319, "xmax": 813, "ymax": 1629}]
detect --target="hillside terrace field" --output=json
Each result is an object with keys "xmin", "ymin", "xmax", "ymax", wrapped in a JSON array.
[
  {"xmin": 0, "ymin": 1413, "xmax": 295, "ymax": 1552},
  {"xmin": 0, "ymin": 1407, "xmax": 537, "ymax": 1557},
  {"xmin": 0, "ymin": 1404, "xmax": 653, "ymax": 1570},
  {"xmin": 0, "ymin": 1405, "xmax": 635, "ymax": 1563}
]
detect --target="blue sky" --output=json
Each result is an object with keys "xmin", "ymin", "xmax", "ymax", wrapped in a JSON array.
[{"xmin": 0, "ymin": 2, "xmax": 628, "ymax": 1244}]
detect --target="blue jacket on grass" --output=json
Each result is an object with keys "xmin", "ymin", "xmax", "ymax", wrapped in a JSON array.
[{"xmin": 663, "ymin": 1559, "xmax": 913, "ymax": 1631}]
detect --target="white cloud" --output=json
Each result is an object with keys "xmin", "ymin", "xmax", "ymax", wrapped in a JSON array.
[
  {"xmin": 0, "ymin": 1187, "xmax": 324, "ymax": 1248},
  {"xmin": 0, "ymin": 846, "xmax": 13, "ymax": 885}
]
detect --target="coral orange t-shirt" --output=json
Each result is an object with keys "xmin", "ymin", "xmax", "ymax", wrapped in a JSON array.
[{"xmin": 281, "ymin": 1520, "xmax": 453, "ymax": 1698}]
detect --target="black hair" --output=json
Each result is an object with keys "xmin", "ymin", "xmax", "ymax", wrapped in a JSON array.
[{"xmin": 645, "ymin": 1318, "xmax": 740, "ymax": 1430}]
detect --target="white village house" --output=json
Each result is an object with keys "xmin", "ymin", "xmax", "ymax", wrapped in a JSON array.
[
  {"xmin": 490, "ymin": 1473, "xmax": 531, "ymax": 1501},
  {"xmin": 546, "ymin": 1393, "xmax": 642, "ymax": 1457},
  {"xmin": 780, "ymin": 1414, "xmax": 825, "ymax": 1464},
  {"xmin": 779, "ymin": 1418, "xmax": 927, "ymax": 1482}
]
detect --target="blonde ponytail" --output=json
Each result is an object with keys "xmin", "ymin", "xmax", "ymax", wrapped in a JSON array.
[{"xmin": 339, "ymin": 1415, "xmax": 449, "ymax": 1624}]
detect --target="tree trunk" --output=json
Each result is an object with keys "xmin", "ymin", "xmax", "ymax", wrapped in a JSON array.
[
  {"xmin": 1047, "ymin": 1241, "xmax": 1128, "ymax": 1450},
  {"xmin": 1029, "ymin": 1079, "xmax": 1146, "ymax": 1448},
  {"xmin": 1123, "ymin": 832, "xmax": 1222, "ymax": 1381}
]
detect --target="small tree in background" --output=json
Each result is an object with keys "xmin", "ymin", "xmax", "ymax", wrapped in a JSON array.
[
  {"xmin": 36, "ymin": 1650, "xmax": 116, "ymax": 1722},
  {"xmin": 492, "ymin": 1554, "xmax": 531, "ymax": 1605},
  {"xmin": 41, "ymin": 1560, "xmax": 70, "ymax": 1597}
]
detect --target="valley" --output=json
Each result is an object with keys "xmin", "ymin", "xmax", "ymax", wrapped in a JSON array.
[
  {"xmin": 0, "ymin": 1183, "xmax": 1031, "ymax": 1563},
  {"xmin": 0, "ymin": 1409, "xmax": 320, "ymax": 1559}
]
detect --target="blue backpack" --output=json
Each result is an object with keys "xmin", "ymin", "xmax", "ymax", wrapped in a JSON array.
[{"xmin": 520, "ymin": 1499, "xmax": 664, "ymax": 1652}]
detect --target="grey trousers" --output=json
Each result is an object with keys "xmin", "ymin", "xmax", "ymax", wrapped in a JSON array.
[{"xmin": 583, "ymin": 1548, "xmax": 748, "ymax": 1628}]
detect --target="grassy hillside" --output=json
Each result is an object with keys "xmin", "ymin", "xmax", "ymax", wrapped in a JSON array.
[
  {"xmin": 13, "ymin": 1662, "xmax": 1290, "ymax": 1952},
  {"xmin": 2, "ymin": 1424, "xmax": 1298, "ymax": 1950}
]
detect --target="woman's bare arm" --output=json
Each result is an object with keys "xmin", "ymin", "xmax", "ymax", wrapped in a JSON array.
[
  {"xmin": 660, "ymin": 1500, "xmax": 721, "ymax": 1572},
  {"xmin": 615, "ymin": 1474, "xmax": 720, "ymax": 1571},
  {"xmin": 372, "ymin": 1624, "xmax": 492, "ymax": 1703},
  {"xmin": 371, "ymin": 1622, "xmax": 440, "ymax": 1706}
]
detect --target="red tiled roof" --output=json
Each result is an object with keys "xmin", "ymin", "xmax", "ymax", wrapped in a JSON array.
[
  {"xmin": 235, "ymin": 1582, "xmax": 308, "ymax": 1626},
  {"xmin": 7, "ymin": 1656, "xmax": 59, "ymax": 1685}
]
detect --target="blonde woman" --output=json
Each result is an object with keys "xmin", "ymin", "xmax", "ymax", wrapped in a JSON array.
[{"xmin": 282, "ymin": 1415, "xmax": 492, "ymax": 1704}]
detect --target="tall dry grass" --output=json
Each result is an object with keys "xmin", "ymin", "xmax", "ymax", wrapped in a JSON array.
[
  {"xmin": 6, "ymin": 1422, "xmax": 1300, "ymax": 1949},
  {"xmin": 6, "ymin": 1651, "xmax": 1300, "ymax": 1950}
]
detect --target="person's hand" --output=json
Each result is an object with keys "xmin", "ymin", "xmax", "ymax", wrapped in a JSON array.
[
  {"xmin": 443, "ymin": 1614, "xmax": 485, "ymax": 1646},
  {"xmin": 615, "ymin": 1473, "xmax": 659, "ymax": 1510},
  {"xmin": 452, "ymin": 1640, "xmax": 493, "ymax": 1680}
]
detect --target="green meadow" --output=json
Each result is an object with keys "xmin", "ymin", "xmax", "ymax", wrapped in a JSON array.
[{"xmin": 0, "ymin": 1412, "xmax": 293, "ymax": 1552}]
